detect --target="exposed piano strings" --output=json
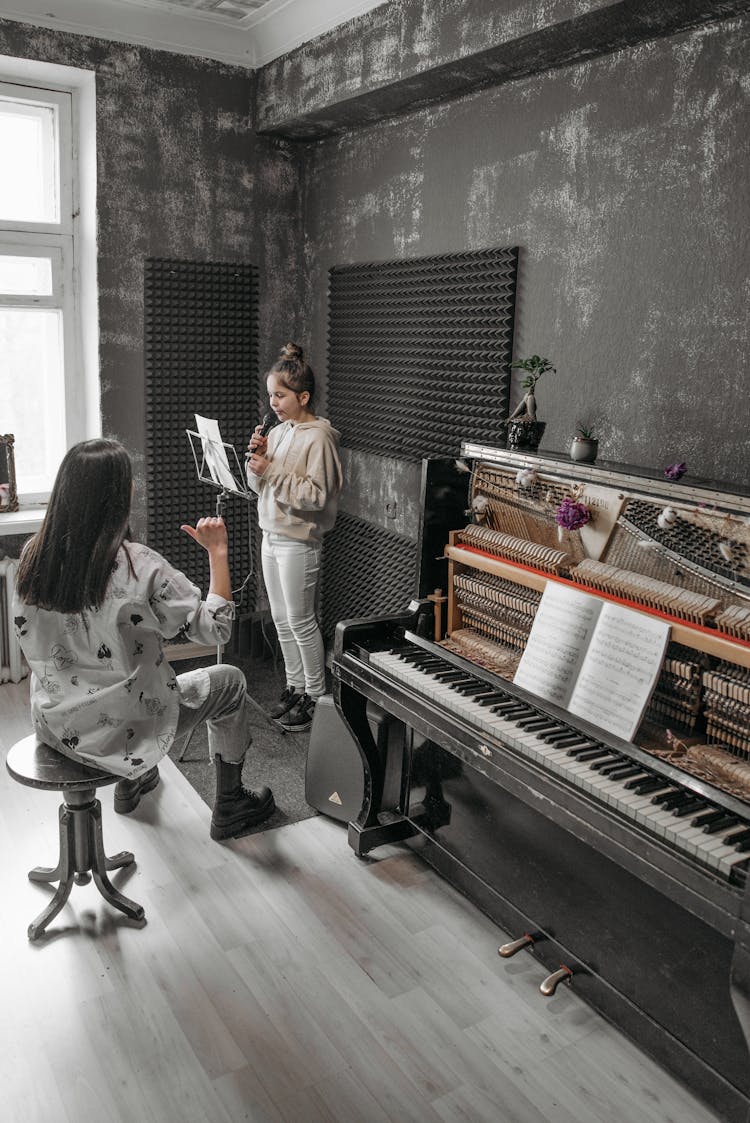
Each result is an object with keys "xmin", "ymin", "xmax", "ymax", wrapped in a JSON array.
[{"xmin": 456, "ymin": 523, "xmax": 750, "ymax": 641}]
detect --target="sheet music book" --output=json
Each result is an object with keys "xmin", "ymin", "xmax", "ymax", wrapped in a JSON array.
[
  {"xmin": 194, "ymin": 413, "xmax": 241, "ymax": 493},
  {"xmin": 513, "ymin": 581, "xmax": 671, "ymax": 741}
]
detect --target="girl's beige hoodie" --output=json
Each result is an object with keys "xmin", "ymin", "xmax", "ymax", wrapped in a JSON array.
[{"xmin": 246, "ymin": 417, "xmax": 343, "ymax": 542}]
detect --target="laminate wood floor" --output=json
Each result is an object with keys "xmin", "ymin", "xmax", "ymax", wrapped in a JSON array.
[{"xmin": 0, "ymin": 679, "xmax": 720, "ymax": 1123}]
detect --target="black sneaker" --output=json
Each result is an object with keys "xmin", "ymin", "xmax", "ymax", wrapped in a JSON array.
[
  {"xmin": 279, "ymin": 693, "xmax": 316, "ymax": 732},
  {"xmin": 269, "ymin": 686, "xmax": 303, "ymax": 720}
]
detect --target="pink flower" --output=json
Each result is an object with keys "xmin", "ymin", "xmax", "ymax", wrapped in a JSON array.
[
  {"xmin": 664, "ymin": 462, "xmax": 687, "ymax": 480},
  {"xmin": 555, "ymin": 498, "xmax": 591, "ymax": 531}
]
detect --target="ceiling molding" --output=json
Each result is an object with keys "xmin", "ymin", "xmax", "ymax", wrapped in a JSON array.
[{"xmin": 0, "ymin": 0, "xmax": 388, "ymax": 68}]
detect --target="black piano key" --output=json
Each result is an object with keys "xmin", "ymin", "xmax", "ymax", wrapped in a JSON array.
[
  {"xmin": 433, "ymin": 671, "xmax": 471, "ymax": 682},
  {"xmin": 516, "ymin": 714, "xmax": 549, "ymax": 729},
  {"xmin": 619, "ymin": 772, "xmax": 652, "ymax": 789},
  {"xmin": 501, "ymin": 707, "xmax": 535, "ymax": 721},
  {"xmin": 630, "ymin": 776, "xmax": 665, "ymax": 794},
  {"xmin": 458, "ymin": 684, "xmax": 497, "ymax": 698},
  {"xmin": 624, "ymin": 773, "xmax": 656, "ymax": 790},
  {"xmin": 491, "ymin": 703, "xmax": 530, "ymax": 718},
  {"xmin": 651, "ymin": 787, "xmax": 682, "ymax": 805},
  {"xmin": 540, "ymin": 729, "xmax": 577, "ymax": 744},
  {"xmin": 521, "ymin": 719, "xmax": 562, "ymax": 732},
  {"xmin": 702, "ymin": 814, "xmax": 740, "ymax": 835},
  {"xmin": 597, "ymin": 757, "xmax": 631, "ymax": 777},
  {"xmin": 603, "ymin": 765, "xmax": 644, "ymax": 782},
  {"xmin": 671, "ymin": 798, "xmax": 708, "ymax": 818},
  {"xmin": 725, "ymin": 827, "xmax": 750, "ymax": 846},
  {"xmin": 589, "ymin": 753, "xmax": 626, "ymax": 771},
  {"xmin": 692, "ymin": 808, "xmax": 726, "ymax": 827},
  {"xmin": 476, "ymin": 692, "xmax": 514, "ymax": 707},
  {"xmin": 659, "ymin": 791, "xmax": 696, "ymax": 811},
  {"xmin": 567, "ymin": 745, "xmax": 606, "ymax": 759},
  {"xmin": 735, "ymin": 838, "xmax": 750, "ymax": 853}
]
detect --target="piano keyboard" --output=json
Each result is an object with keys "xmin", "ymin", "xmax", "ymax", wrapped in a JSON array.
[{"xmin": 370, "ymin": 644, "xmax": 750, "ymax": 884}]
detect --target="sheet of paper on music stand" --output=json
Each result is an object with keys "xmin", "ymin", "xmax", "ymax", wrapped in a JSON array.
[{"xmin": 194, "ymin": 414, "xmax": 236, "ymax": 492}]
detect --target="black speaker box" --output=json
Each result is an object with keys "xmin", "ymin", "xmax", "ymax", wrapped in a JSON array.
[{"xmin": 305, "ymin": 695, "xmax": 364, "ymax": 823}]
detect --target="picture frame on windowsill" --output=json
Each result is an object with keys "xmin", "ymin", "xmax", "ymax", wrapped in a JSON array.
[{"xmin": 0, "ymin": 434, "xmax": 19, "ymax": 513}]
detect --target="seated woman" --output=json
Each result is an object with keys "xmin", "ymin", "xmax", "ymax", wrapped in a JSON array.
[{"xmin": 13, "ymin": 437, "xmax": 274, "ymax": 841}]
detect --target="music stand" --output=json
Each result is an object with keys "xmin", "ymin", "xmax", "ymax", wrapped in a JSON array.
[
  {"xmin": 178, "ymin": 427, "xmax": 280, "ymax": 751},
  {"xmin": 186, "ymin": 428, "xmax": 250, "ymax": 517}
]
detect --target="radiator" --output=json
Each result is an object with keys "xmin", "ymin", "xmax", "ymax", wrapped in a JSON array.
[{"xmin": 0, "ymin": 557, "xmax": 27, "ymax": 684}]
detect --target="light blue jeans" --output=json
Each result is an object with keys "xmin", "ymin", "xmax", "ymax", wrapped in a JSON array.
[
  {"xmin": 175, "ymin": 664, "xmax": 251, "ymax": 764},
  {"xmin": 261, "ymin": 532, "xmax": 326, "ymax": 699}
]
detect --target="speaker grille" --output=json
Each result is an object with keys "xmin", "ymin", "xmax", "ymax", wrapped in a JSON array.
[
  {"xmin": 144, "ymin": 258, "xmax": 259, "ymax": 606},
  {"xmin": 328, "ymin": 247, "xmax": 518, "ymax": 462}
]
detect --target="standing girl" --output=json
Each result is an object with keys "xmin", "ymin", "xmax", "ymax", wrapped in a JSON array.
[
  {"xmin": 247, "ymin": 342, "xmax": 343, "ymax": 731},
  {"xmin": 14, "ymin": 438, "xmax": 275, "ymax": 840}
]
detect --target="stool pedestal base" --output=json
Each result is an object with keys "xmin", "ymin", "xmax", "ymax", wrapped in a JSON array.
[{"xmin": 28, "ymin": 789, "xmax": 146, "ymax": 940}]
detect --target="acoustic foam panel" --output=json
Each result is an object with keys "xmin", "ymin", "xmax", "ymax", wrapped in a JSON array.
[
  {"xmin": 328, "ymin": 247, "xmax": 518, "ymax": 462},
  {"xmin": 144, "ymin": 258, "xmax": 259, "ymax": 610}
]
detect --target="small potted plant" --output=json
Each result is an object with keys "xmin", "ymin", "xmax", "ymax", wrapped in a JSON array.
[
  {"xmin": 570, "ymin": 425, "xmax": 598, "ymax": 463},
  {"xmin": 505, "ymin": 355, "xmax": 555, "ymax": 450}
]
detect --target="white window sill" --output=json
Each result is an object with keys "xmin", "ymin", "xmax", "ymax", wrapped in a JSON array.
[{"xmin": 0, "ymin": 506, "xmax": 46, "ymax": 536}]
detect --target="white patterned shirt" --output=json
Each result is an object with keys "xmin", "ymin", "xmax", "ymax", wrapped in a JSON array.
[{"xmin": 13, "ymin": 541, "xmax": 233, "ymax": 778}]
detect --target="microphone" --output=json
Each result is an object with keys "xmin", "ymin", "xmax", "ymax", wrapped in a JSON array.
[{"xmin": 247, "ymin": 411, "xmax": 278, "ymax": 459}]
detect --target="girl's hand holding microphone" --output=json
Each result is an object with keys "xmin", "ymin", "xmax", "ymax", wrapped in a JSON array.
[{"xmin": 246, "ymin": 429, "xmax": 269, "ymax": 476}]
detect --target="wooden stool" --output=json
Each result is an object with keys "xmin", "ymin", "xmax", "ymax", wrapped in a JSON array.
[{"xmin": 6, "ymin": 735, "xmax": 146, "ymax": 940}]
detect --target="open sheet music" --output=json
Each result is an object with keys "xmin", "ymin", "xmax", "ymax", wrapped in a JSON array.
[{"xmin": 513, "ymin": 581, "xmax": 671, "ymax": 741}]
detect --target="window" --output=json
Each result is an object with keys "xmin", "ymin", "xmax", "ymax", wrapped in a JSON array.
[{"xmin": 0, "ymin": 80, "xmax": 79, "ymax": 501}]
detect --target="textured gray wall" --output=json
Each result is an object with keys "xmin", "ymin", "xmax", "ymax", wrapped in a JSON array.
[
  {"xmin": 300, "ymin": 12, "xmax": 750, "ymax": 532},
  {"xmin": 0, "ymin": 20, "xmax": 304, "ymax": 538},
  {"xmin": 2, "ymin": 5, "xmax": 747, "ymax": 553}
]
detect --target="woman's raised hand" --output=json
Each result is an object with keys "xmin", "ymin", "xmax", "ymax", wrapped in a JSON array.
[{"xmin": 180, "ymin": 516, "xmax": 228, "ymax": 553}]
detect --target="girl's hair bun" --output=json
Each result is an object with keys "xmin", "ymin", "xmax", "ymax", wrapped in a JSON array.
[{"xmin": 280, "ymin": 341, "xmax": 303, "ymax": 362}]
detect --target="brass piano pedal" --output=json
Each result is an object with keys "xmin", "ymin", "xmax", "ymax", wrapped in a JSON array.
[
  {"xmin": 540, "ymin": 965, "xmax": 573, "ymax": 996},
  {"xmin": 498, "ymin": 933, "xmax": 535, "ymax": 958}
]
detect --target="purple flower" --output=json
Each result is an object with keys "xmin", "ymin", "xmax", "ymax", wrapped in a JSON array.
[
  {"xmin": 555, "ymin": 498, "xmax": 591, "ymax": 531},
  {"xmin": 664, "ymin": 461, "xmax": 687, "ymax": 480}
]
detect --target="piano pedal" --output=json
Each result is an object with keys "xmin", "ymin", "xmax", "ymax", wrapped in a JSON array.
[
  {"xmin": 498, "ymin": 933, "xmax": 535, "ymax": 958},
  {"xmin": 540, "ymin": 964, "xmax": 573, "ymax": 996}
]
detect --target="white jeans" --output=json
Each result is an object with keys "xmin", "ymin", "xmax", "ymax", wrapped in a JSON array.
[{"xmin": 261, "ymin": 532, "xmax": 326, "ymax": 699}]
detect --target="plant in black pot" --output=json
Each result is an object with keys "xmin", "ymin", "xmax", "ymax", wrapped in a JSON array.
[{"xmin": 505, "ymin": 355, "xmax": 555, "ymax": 450}]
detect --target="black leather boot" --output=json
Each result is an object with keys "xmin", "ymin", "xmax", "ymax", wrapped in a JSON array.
[
  {"xmin": 114, "ymin": 765, "xmax": 160, "ymax": 814},
  {"xmin": 211, "ymin": 754, "xmax": 275, "ymax": 840}
]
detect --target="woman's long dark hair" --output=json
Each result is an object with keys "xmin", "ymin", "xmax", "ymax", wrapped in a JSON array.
[{"xmin": 17, "ymin": 438, "xmax": 133, "ymax": 613}]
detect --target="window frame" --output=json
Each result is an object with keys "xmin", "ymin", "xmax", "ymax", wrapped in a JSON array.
[{"xmin": 0, "ymin": 77, "xmax": 83, "ymax": 504}]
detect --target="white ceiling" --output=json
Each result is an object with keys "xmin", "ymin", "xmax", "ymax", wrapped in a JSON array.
[{"xmin": 0, "ymin": 0, "xmax": 388, "ymax": 68}]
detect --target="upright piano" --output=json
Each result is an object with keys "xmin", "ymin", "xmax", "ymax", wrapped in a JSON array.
[{"xmin": 332, "ymin": 446, "xmax": 750, "ymax": 1123}]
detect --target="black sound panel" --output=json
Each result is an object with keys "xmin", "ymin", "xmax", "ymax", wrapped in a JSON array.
[
  {"xmin": 144, "ymin": 258, "xmax": 259, "ymax": 606},
  {"xmin": 327, "ymin": 247, "xmax": 518, "ymax": 462},
  {"xmin": 321, "ymin": 511, "xmax": 417, "ymax": 641}
]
